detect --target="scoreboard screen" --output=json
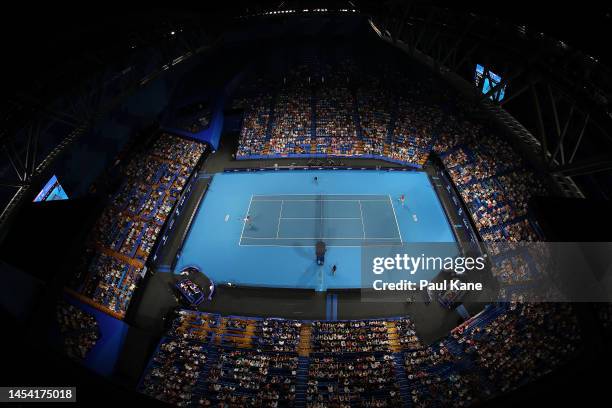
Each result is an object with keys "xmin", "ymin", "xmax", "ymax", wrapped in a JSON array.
[
  {"xmin": 475, "ymin": 64, "xmax": 506, "ymax": 102},
  {"xmin": 33, "ymin": 175, "xmax": 69, "ymax": 202}
]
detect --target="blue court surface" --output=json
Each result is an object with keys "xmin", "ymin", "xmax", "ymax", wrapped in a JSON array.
[
  {"xmin": 240, "ymin": 194, "xmax": 402, "ymax": 247},
  {"xmin": 175, "ymin": 170, "xmax": 456, "ymax": 290}
]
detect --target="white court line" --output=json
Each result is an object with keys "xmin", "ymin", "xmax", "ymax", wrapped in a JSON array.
[
  {"xmin": 252, "ymin": 193, "xmax": 386, "ymax": 196},
  {"xmin": 275, "ymin": 200, "xmax": 284, "ymax": 238},
  {"xmin": 241, "ymin": 236, "xmax": 401, "ymax": 240},
  {"xmin": 280, "ymin": 217, "xmax": 362, "ymax": 220},
  {"xmin": 389, "ymin": 194, "xmax": 404, "ymax": 244},
  {"xmin": 358, "ymin": 200, "xmax": 366, "ymax": 239},
  {"xmin": 235, "ymin": 243, "xmax": 404, "ymax": 248},
  {"xmin": 238, "ymin": 195, "xmax": 254, "ymax": 245},
  {"xmin": 239, "ymin": 194, "xmax": 403, "ymax": 246},
  {"xmin": 251, "ymin": 199, "xmax": 388, "ymax": 202}
]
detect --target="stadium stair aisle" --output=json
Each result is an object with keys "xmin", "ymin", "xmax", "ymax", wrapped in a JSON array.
[
  {"xmin": 297, "ymin": 323, "xmax": 312, "ymax": 357},
  {"xmin": 386, "ymin": 321, "xmax": 402, "ymax": 352},
  {"xmin": 392, "ymin": 352, "xmax": 412, "ymax": 408},
  {"xmin": 325, "ymin": 294, "xmax": 338, "ymax": 320},
  {"xmin": 294, "ymin": 356, "xmax": 311, "ymax": 408}
]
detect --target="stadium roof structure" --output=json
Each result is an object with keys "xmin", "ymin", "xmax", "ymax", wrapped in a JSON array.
[
  {"xmin": 0, "ymin": 7, "xmax": 221, "ymax": 232},
  {"xmin": 1, "ymin": 2, "xmax": 611, "ymax": 233},
  {"xmin": 370, "ymin": 1, "xmax": 612, "ymax": 197}
]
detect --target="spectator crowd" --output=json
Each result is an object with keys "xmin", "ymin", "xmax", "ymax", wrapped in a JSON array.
[
  {"xmin": 56, "ymin": 300, "xmax": 100, "ymax": 361},
  {"xmin": 454, "ymin": 303, "xmax": 581, "ymax": 395},
  {"xmin": 235, "ymin": 59, "xmax": 442, "ymax": 165},
  {"xmin": 139, "ymin": 307, "xmax": 581, "ymax": 408},
  {"xmin": 234, "ymin": 58, "xmax": 551, "ymax": 288},
  {"xmin": 73, "ymin": 133, "xmax": 206, "ymax": 317}
]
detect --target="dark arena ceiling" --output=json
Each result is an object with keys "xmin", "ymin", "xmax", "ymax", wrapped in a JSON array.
[
  {"xmin": 1, "ymin": 1, "xmax": 611, "ymax": 227},
  {"xmin": 0, "ymin": 2, "xmax": 612, "ymax": 407}
]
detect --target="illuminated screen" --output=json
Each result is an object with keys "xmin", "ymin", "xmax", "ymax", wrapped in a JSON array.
[
  {"xmin": 475, "ymin": 64, "xmax": 506, "ymax": 101},
  {"xmin": 33, "ymin": 175, "xmax": 69, "ymax": 202}
]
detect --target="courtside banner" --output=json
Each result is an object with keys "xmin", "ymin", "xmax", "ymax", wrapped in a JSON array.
[{"xmin": 360, "ymin": 242, "xmax": 612, "ymax": 302}]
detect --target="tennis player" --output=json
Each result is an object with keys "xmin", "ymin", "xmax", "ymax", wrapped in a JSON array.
[{"xmin": 243, "ymin": 214, "xmax": 253, "ymax": 229}]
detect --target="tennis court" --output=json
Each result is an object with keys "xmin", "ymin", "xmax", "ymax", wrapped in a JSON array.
[
  {"xmin": 174, "ymin": 170, "xmax": 456, "ymax": 290},
  {"xmin": 240, "ymin": 194, "xmax": 402, "ymax": 246}
]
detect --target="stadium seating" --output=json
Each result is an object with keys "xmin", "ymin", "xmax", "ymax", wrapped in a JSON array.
[
  {"xmin": 72, "ymin": 56, "xmax": 583, "ymax": 408},
  {"xmin": 56, "ymin": 300, "xmax": 100, "ymax": 361},
  {"xmin": 311, "ymin": 320, "xmax": 391, "ymax": 353},
  {"xmin": 235, "ymin": 62, "xmax": 441, "ymax": 166},
  {"xmin": 139, "ymin": 337, "xmax": 208, "ymax": 406},
  {"xmin": 403, "ymin": 341, "xmax": 482, "ymax": 407},
  {"xmin": 307, "ymin": 353, "xmax": 401, "ymax": 407},
  {"xmin": 453, "ymin": 303, "xmax": 581, "ymax": 395},
  {"xmin": 233, "ymin": 59, "xmax": 553, "ymax": 288},
  {"xmin": 431, "ymin": 114, "xmax": 549, "ymax": 290},
  {"xmin": 139, "ymin": 306, "xmax": 580, "ymax": 407},
  {"xmin": 72, "ymin": 133, "xmax": 206, "ymax": 317},
  {"xmin": 203, "ymin": 348, "xmax": 298, "ymax": 406}
]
